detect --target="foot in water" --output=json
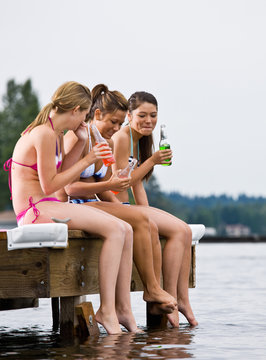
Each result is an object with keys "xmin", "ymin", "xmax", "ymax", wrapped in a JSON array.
[
  {"xmin": 178, "ymin": 299, "xmax": 198, "ymax": 326},
  {"xmin": 95, "ymin": 308, "xmax": 122, "ymax": 335},
  {"xmin": 166, "ymin": 307, "xmax": 180, "ymax": 328},
  {"xmin": 116, "ymin": 308, "xmax": 143, "ymax": 333},
  {"xmin": 143, "ymin": 287, "xmax": 177, "ymax": 308}
]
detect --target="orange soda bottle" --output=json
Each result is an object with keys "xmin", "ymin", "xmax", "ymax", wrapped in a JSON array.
[{"xmin": 91, "ymin": 124, "xmax": 115, "ymax": 166}]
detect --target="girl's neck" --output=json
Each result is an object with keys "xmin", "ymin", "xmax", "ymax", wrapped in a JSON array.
[
  {"xmin": 129, "ymin": 124, "xmax": 143, "ymax": 142},
  {"xmin": 49, "ymin": 112, "xmax": 66, "ymax": 135}
]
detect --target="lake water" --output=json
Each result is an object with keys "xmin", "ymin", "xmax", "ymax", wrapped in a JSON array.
[{"xmin": 1, "ymin": 243, "xmax": 266, "ymax": 359}]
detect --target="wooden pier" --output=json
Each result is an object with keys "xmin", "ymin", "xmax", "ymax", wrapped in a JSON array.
[{"xmin": 0, "ymin": 229, "xmax": 197, "ymax": 338}]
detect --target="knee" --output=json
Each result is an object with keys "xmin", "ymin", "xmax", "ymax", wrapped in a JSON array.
[
  {"xmin": 133, "ymin": 209, "xmax": 150, "ymax": 230},
  {"xmin": 149, "ymin": 220, "xmax": 160, "ymax": 244},
  {"xmin": 113, "ymin": 220, "xmax": 128, "ymax": 244},
  {"xmin": 123, "ymin": 222, "xmax": 134, "ymax": 242},
  {"xmin": 181, "ymin": 223, "xmax": 192, "ymax": 247}
]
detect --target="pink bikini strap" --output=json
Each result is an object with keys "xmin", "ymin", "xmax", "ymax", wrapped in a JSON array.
[
  {"xmin": 48, "ymin": 116, "xmax": 54, "ymax": 130},
  {"xmin": 21, "ymin": 196, "xmax": 60, "ymax": 224},
  {"xmin": 3, "ymin": 158, "xmax": 13, "ymax": 199}
]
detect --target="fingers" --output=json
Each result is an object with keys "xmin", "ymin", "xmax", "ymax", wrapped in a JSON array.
[{"xmin": 93, "ymin": 143, "xmax": 113, "ymax": 159}]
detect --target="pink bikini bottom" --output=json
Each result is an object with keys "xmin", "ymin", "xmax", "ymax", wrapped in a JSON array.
[{"xmin": 16, "ymin": 196, "xmax": 60, "ymax": 226}]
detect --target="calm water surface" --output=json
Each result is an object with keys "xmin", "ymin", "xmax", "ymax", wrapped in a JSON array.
[{"xmin": 1, "ymin": 243, "xmax": 266, "ymax": 359}]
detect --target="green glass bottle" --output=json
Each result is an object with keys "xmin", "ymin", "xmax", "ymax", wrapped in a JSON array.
[{"xmin": 159, "ymin": 124, "xmax": 171, "ymax": 166}]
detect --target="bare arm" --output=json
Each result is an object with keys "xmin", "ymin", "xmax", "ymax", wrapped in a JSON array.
[
  {"xmin": 112, "ymin": 129, "xmax": 172, "ymax": 186},
  {"xmin": 35, "ymin": 126, "xmax": 110, "ymax": 195},
  {"xmin": 61, "ymin": 123, "xmax": 88, "ymax": 171},
  {"xmin": 132, "ymin": 180, "xmax": 149, "ymax": 206}
]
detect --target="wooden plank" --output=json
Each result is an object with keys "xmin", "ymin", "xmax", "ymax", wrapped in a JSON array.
[
  {"xmin": 51, "ymin": 297, "xmax": 60, "ymax": 331},
  {"xmin": 75, "ymin": 301, "xmax": 100, "ymax": 337},
  {"xmin": 189, "ymin": 246, "xmax": 196, "ymax": 288},
  {"xmin": 60, "ymin": 296, "xmax": 75, "ymax": 341},
  {"xmin": 0, "ymin": 232, "xmax": 195, "ymax": 301},
  {"xmin": 49, "ymin": 239, "xmax": 102, "ymax": 297},
  {"xmin": 0, "ymin": 298, "xmax": 38, "ymax": 311},
  {"xmin": 0, "ymin": 242, "xmax": 50, "ymax": 298}
]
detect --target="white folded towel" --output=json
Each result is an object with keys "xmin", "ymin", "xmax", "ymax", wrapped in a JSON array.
[{"xmin": 7, "ymin": 223, "xmax": 68, "ymax": 250}]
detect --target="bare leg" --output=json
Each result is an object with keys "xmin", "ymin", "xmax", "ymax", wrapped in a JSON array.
[
  {"xmin": 113, "ymin": 221, "xmax": 141, "ymax": 332},
  {"xmin": 23, "ymin": 201, "xmax": 131, "ymax": 334},
  {"xmin": 86, "ymin": 202, "xmax": 177, "ymax": 309},
  {"xmin": 133, "ymin": 205, "xmax": 198, "ymax": 327}
]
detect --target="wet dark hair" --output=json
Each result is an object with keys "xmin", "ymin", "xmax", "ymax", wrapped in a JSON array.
[
  {"xmin": 128, "ymin": 91, "xmax": 158, "ymax": 181},
  {"xmin": 88, "ymin": 84, "xmax": 128, "ymax": 121}
]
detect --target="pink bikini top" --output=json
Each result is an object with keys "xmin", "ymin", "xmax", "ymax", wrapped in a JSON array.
[{"xmin": 3, "ymin": 117, "xmax": 62, "ymax": 198}]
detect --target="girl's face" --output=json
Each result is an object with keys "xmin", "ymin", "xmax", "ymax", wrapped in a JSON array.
[
  {"xmin": 95, "ymin": 110, "xmax": 126, "ymax": 139},
  {"xmin": 129, "ymin": 102, "xmax": 157, "ymax": 136}
]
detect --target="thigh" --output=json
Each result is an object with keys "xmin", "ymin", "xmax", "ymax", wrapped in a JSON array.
[
  {"xmin": 25, "ymin": 200, "xmax": 124, "ymax": 238},
  {"xmin": 86, "ymin": 201, "xmax": 148, "ymax": 228}
]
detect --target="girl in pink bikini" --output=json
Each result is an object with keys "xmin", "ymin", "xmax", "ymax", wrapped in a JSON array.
[{"xmin": 3, "ymin": 81, "xmax": 139, "ymax": 335}]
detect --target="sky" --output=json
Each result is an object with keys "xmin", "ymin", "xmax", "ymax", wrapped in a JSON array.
[{"xmin": 1, "ymin": 0, "xmax": 266, "ymax": 197}]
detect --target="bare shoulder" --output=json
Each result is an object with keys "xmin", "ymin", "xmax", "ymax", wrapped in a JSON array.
[
  {"xmin": 31, "ymin": 124, "xmax": 54, "ymax": 138},
  {"xmin": 112, "ymin": 127, "xmax": 130, "ymax": 145}
]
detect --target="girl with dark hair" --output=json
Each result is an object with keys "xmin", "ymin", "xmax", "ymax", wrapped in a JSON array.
[
  {"xmin": 63, "ymin": 84, "xmax": 178, "ymax": 324},
  {"xmin": 112, "ymin": 91, "xmax": 198, "ymax": 327},
  {"xmin": 3, "ymin": 81, "xmax": 140, "ymax": 335}
]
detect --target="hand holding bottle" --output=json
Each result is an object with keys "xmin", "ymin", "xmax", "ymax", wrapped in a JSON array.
[
  {"xmin": 111, "ymin": 158, "xmax": 137, "ymax": 195},
  {"xmin": 151, "ymin": 148, "xmax": 172, "ymax": 165},
  {"xmin": 159, "ymin": 124, "xmax": 172, "ymax": 166},
  {"xmin": 91, "ymin": 124, "xmax": 115, "ymax": 166},
  {"xmin": 85, "ymin": 143, "xmax": 113, "ymax": 164},
  {"xmin": 108, "ymin": 170, "xmax": 131, "ymax": 194}
]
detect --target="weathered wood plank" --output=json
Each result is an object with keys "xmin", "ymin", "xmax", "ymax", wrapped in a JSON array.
[
  {"xmin": 75, "ymin": 301, "xmax": 100, "ymax": 336},
  {"xmin": 0, "ymin": 232, "xmax": 195, "ymax": 300},
  {"xmin": 0, "ymin": 242, "xmax": 50, "ymax": 298}
]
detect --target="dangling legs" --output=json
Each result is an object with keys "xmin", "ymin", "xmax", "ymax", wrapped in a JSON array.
[
  {"xmin": 134, "ymin": 205, "xmax": 198, "ymax": 327},
  {"xmin": 24, "ymin": 201, "xmax": 134, "ymax": 334},
  {"xmin": 86, "ymin": 202, "xmax": 177, "ymax": 310},
  {"xmin": 113, "ymin": 221, "xmax": 140, "ymax": 332}
]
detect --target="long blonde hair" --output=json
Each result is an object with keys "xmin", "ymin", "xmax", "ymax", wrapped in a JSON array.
[{"xmin": 23, "ymin": 81, "xmax": 91, "ymax": 134}]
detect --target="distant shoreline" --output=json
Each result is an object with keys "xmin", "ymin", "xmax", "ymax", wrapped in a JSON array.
[{"xmin": 201, "ymin": 236, "xmax": 266, "ymax": 243}]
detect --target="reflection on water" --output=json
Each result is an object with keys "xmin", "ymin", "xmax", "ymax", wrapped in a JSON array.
[{"xmin": 0, "ymin": 326, "xmax": 195, "ymax": 359}]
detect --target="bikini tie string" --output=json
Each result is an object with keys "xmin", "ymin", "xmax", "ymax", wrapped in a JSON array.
[{"xmin": 28, "ymin": 196, "xmax": 40, "ymax": 223}]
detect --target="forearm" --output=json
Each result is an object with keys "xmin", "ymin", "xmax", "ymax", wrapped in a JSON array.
[
  {"xmin": 97, "ymin": 191, "xmax": 121, "ymax": 203},
  {"xmin": 129, "ymin": 158, "xmax": 155, "ymax": 185},
  {"xmin": 65, "ymin": 179, "xmax": 112, "ymax": 198},
  {"xmin": 40, "ymin": 157, "xmax": 91, "ymax": 195},
  {"xmin": 61, "ymin": 139, "xmax": 86, "ymax": 171},
  {"xmin": 132, "ymin": 182, "xmax": 149, "ymax": 206}
]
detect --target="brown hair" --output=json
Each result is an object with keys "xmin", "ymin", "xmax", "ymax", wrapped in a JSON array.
[
  {"xmin": 23, "ymin": 81, "xmax": 91, "ymax": 133},
  {"xmin": 128, "ymin": 91, "xmax": 158, "ymax": 181},
  {"xmin": 88, "ymin": 84, "xmax": 128, "ymax": 121}
]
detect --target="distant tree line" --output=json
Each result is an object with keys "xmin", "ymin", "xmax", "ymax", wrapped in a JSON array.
[
  {"xmin": 1, "ymin": 79, "xmax": 266, "ymax": 235},
  {"xmin": 144, "ymin": 176, "xmax": 266, "ymax": 235}
]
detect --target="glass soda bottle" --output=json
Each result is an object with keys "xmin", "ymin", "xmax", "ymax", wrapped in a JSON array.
[
  {"xmin": 159, "ymin": 124, "xmax": 171, "ymax": 166},
  {"xmin": 111, "ymin": 158, "xmax": 138, "ymax": 195},
  {"xmin": 91, "ymin": 124, "xmax": 115, "ymax": 166}
]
